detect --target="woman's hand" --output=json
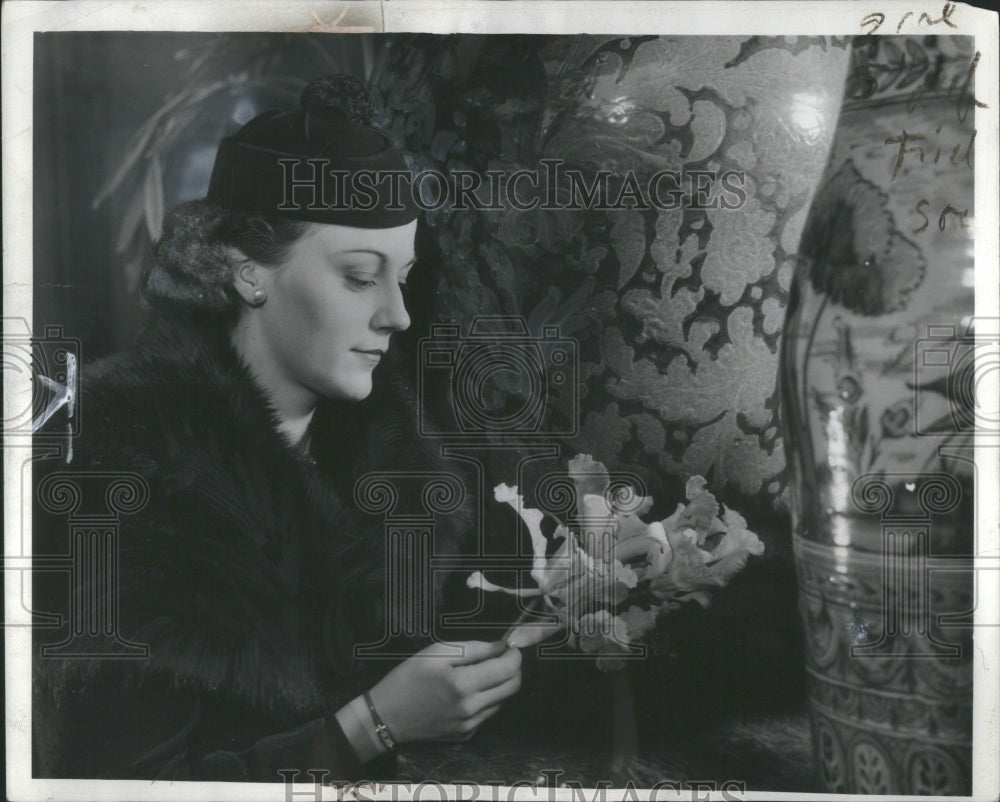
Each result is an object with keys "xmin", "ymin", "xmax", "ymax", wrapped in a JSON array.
[{"xmin": 367, "ymin": 640, "xmax": 521, "ymax": 744}]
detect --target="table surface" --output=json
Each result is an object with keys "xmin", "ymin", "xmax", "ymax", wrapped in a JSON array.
[{"xmin": 398, "ymin": 710, "xmax": 816, "ymax": 791}]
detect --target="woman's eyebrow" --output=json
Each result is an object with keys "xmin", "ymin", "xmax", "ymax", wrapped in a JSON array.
[{"xmin": 335, "ymin": 249, "xmax": 417, "ymax": 269}]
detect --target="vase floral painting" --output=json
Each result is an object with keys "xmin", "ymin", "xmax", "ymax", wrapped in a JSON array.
[{"xmin": 779, "ymin": 35, "xmax": 977, "ymax": 795}]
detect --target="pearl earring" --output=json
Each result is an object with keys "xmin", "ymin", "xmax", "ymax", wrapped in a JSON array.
[{"xmin": 250, "ymin": 288, "xmax": 267, "ymax": 306}]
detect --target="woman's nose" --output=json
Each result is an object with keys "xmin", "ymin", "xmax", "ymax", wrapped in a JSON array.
[{"xmin": 373, "ymin": 282, "xmax": 411, "ymax": 333}]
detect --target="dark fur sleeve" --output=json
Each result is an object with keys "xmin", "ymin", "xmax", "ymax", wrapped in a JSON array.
[
  {"xmin": 33, "ymin": 656, "xmax": 378, "ymax": 782},
  {"xmin": 31, "ymin": 395, "xmax": 392, "ymax": 781}
]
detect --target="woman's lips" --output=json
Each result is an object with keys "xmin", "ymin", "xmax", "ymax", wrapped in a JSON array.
[{"xmin": 353, "ymin": 348, "xmax": 385, "ymax": 365}]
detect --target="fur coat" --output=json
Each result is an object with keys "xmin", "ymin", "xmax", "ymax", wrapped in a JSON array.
[{"xmin": 32, "ymin": 308, "xmax": 473, "ymax": 782}]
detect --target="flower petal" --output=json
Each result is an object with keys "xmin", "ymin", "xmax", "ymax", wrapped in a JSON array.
[
  {"xmin": 579, "ymin": 493, "xmax": 618, "ymax": 560},
  {"xmin": 615, "ymin": 533, "xmax": 656, "ymax": 563},
  {"xmin": 466, "ymin": 571, "xmax": 544, "ymax": 597},
  {"xmin": 686, "ymin": 475, "xmax": 708, "ymax": 500},
  {"xmin": 622, "ymin": 605, "xmax": 659, "ymax": 640},
  {"xmin": 494, "ymin": 483, "xmax": 520, "ymax": 504},
  {"xmin": 684, "ymin": 493, "xmax": 721, "ymax": 542},
  {"xmin": 612, "ymin": 559, "xmax": 639, "ymax": 589},
  {"xmin": 663, "ymin": 477, "xmax": 723, "ymax": 545},
  {"xmin": 660, "ymin": 503, "xmax": 686, "ymax": 533},
  {"xmin": 710, "ymin": 507, "xmax": 765, "ymax": 562},
  {"xmin": 646, "ymin": 520, "xmax": 668, "ymax": 548},
  {"xmin": 580, "ymin": 493, "xmax": 616, "ymax": 524},
  {"xmin": 615, "ymin": 511, "xmax": 649, "ymax": 543},
  {"xmin": 649, "ymin": 530, "xmax": 725, "ymax": 601},
  {"xmin": 642, "ymin": 522, "xmax": 673, "ymax": 578},
  {"xmin": 568, "ymin": 454, "xmax": 609, "ymax": 493},
  {"xmin": 706, "ymin": 549, "xmax": 757, "ymax": 584},
  {"xmin": 494, "ymin": 483, "xmax": 550, "ymax": 587},
  {"xmin": 568, "ymin": 454, "xmax": 610, "ymax": 522}
]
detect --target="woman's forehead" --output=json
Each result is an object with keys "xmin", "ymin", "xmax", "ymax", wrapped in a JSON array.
[{"xmin": 303, "ymin": 220, "xmax": 417, "ymax": 262}]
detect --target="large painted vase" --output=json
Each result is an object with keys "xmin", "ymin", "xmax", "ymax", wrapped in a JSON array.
[{"xmin": 779, "ymin": 36, "xmax": 977, "ymax": 795}]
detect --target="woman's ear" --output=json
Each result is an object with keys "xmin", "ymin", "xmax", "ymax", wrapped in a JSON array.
[{"xmin": 229, "ymin": 250, "xmax": 267, "ymax": 307}]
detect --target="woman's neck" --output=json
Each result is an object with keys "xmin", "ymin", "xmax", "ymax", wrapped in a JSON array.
[
  {"xmin": 230, "ymin": 320, "xmax": 317, "ymax": 448},
  {"xmin": 278, "ymin": 412, "xmax": 315, "ymax": 448}
]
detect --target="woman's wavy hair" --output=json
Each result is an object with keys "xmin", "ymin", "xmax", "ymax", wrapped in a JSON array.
[
  {"xmin": 143, "ymin": 202, "xmax": 308, "ymax": 319},
  {"xmin": 142, "ymin": 73, "xmax": 384, "ymax": 320}
]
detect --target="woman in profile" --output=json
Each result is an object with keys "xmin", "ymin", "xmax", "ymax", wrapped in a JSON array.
[{"xmin": 33, "ymin": 74, "xmax": 522, "ymax": 782}]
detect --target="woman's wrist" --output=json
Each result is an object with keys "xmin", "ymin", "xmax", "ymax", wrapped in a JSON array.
[
  {"xmin": 362, "ymin": 690, "xmax": 398, "ymax": 753},
  {"xmin": 334, "ymin": 695, "xmax": 390, "ymax": 764}
]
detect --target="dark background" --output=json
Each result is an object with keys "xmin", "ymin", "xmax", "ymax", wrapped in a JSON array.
[{"xmin": 33, "ymin": 32, "xmax": 382, "ymax": 356}]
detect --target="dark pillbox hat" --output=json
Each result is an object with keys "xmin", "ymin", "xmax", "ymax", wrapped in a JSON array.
[{"xmin": 206, "ymin": 75, "xmax": 420, "ymax": 229}]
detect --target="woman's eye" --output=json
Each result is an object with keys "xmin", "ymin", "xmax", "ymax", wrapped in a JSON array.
[{"xmin": 346, "ymin": 275, "xmax": 378, "ymax": 289}]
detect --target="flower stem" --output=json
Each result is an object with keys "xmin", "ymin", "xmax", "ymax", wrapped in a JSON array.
[
  {"xmin": 611, "ymin": 668, "xmax": 639, "ymax": 763},
  {"xmin": 502, "ymin": 596, "xmax": 544, "ymax": 642}
]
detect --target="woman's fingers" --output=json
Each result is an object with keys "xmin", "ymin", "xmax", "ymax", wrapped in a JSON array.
[
  {"xmin": 446, "ymin": 640, "xmax": 508, "ymax": 666},
  {"xmin": 468, "ymin": 670, "xmax": 521, "ymax": 714},
  {"xmin": 453, "ymin": 643, "xmax": 521, "ymax": 691},
  {"xmin": 451, "ymin": 703, "xmax": 503, "ymax": 741}
]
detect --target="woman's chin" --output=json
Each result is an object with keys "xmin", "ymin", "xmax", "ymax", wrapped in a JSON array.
[{"xmin": 321, "ymin": 374, "xmax": 374, "ymax": 403}]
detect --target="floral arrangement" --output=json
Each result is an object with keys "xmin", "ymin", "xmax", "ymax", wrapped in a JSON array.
[{"xmin": 467, "ymin": 455, "xmax": 765, "ymax": 671}]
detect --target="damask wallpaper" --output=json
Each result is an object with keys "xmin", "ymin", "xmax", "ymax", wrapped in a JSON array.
[{"xmin": 374, "ymin": 35, "xmax": 853, "ymax": 522}]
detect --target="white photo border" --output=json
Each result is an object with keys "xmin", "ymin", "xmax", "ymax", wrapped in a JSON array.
[{"xmin": 4, "ymin": 2, "xmax": 998, "ymax": 800}]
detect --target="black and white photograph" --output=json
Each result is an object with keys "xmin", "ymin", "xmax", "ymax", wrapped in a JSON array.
[{"xmin": 3, "ymin": 1, "xmax": 999, "ymax": 800}]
